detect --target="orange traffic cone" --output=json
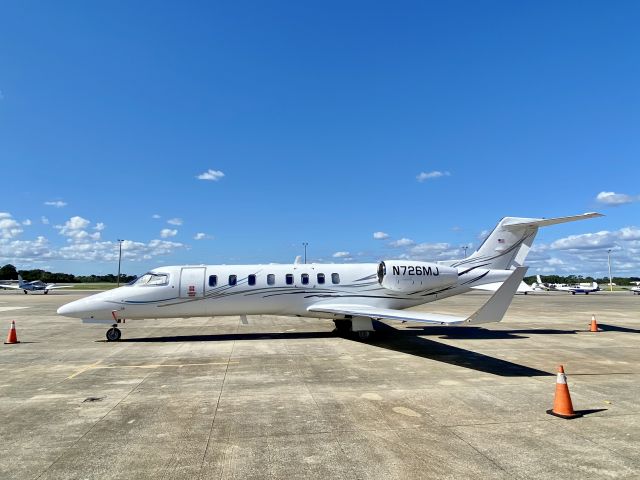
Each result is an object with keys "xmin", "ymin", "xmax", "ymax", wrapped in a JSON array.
[
  {"xmin": 547, "ymin": 365, "xmax": 580, "ymax": 419},
  {"xmin": 4, "ymin": 320, "xmax": 19, "ymax": 344},
  {"xmin": 589, "ymin": 314, "xmax": 598, "ymax": 332}
]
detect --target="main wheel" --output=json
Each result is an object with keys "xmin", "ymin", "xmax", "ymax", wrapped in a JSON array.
[
  {"xmin": 44, "ymin": 290, "xmax": 49, "ymax": 295},
  {"xmin": 23, "ymin": 290, "xmax": 28, "ymax": 294},
  {"xmin": 357, "ymin": 331, "xmax": 371, "ymax": 341},
  {"xmin": 106, "ymin": 327, "xmax": 121, "ymax": 342}
]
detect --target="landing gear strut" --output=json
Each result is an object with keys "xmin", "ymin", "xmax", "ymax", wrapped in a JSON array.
[
  {"xmin": 333, "ymin": 318, "xmax": 375, "ymax": 341},
  {"xmin": 106, "ymin": 325, "xmax": 121, "ymax": 342}
]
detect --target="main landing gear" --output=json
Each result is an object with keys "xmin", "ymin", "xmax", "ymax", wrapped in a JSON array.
[
  {"xmin": 333, "ymin": 318, "xmax": 374, "ymax": 341},
  {"xmin": 106, "ymin": 325, "xmax": 122, "ymax": 342}
]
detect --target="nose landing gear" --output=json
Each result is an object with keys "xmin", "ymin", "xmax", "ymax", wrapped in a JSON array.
[{"xmin": 106, "ymin": 325, "xmax": 121, "ymax": 342}]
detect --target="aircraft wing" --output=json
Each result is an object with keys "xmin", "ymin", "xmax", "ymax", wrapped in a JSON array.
[
  {"xmin": 44, "ymin": 285, "xmax": 74, "ymax": 290},
  {"xmin": 308, "ymin": 267, "xmax": 527, "ymax": 326},
  {"xmin": 472, "ymin": 280, "xmax": 533, "ymax": 293},
  {"xmin": 0, "ymin": 284, "xmax": 23, "ymax": 290}
]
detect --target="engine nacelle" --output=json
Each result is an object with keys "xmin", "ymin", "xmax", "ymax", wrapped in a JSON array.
[{"xmin": 377, "ymin": 260, "xmax": 458, "ymax": 293}]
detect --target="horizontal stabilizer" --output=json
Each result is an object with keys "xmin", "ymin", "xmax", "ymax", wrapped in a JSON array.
[
  {"xmin": 502, "ymin": 212, "xmax": 602, "ymax": 230},
  {"xmin": 308, "ymin": 267, "xmax": 527, "ymax": 326}
]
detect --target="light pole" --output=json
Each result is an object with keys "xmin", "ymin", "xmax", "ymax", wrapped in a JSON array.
[
  {"xmin": 117, "ymin": 239, "xmax": 124, "ymax": 287},
  {"xmin": 462, "ymin": 246, "xmax": 468, "ymax": 258},
  {"xmin": 302, "ymin": 242, "xmax": 308, "ymax": 264},
  {"xmin": 607, "ymin": 249, "xmax": 613, "ymax": 292}
]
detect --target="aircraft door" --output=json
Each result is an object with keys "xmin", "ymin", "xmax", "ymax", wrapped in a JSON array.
[{"xmin": 179, "ymin": 267, "xmax": 206, "ymax": 298}]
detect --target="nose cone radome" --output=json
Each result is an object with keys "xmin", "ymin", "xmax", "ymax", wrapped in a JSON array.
[{"xmin": 57, "ymin": 298, "xmax": 88, "ymax": 318}]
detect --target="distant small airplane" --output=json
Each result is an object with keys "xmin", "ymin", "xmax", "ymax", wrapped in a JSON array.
[
  {"xmin": 531, "ymin": 275, "xmax": 551, "ymax": 292},
  {"xmin": 628, "ymin": 286, "xmax": 640, "ymax": 295},
  {"xmin": 0, "ymin": 275, "xmax": 73, "ymax": 294},
  {"xmin": 550, "ymin": 281, "xmax": 600, "ymax": 295},
  {"xmin": 57, "ymin": 212, "xmax": 602, "ymax": 341}
]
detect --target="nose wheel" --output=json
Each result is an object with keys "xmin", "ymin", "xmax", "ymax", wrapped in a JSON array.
[{"xmin": 106, "ymin": 326, "xmax": 121, "ymax": 342}]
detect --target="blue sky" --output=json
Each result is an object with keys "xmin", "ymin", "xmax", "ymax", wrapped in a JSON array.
[{"xmin": 1, "ymin": 1, "xmax": 639, "ymax": 277}]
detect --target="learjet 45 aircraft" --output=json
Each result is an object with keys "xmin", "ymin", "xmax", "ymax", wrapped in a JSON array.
[
  {"xmin": 57, "ymin": 212, "xmax": 601, "ymax": 341},
  {"xmin": 1, "ymin": 275, "xmax": 73, "ymax": 294}
]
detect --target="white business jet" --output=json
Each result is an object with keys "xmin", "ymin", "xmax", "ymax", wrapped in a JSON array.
[{"xmin": 57, "ymin": 212, "xmax": 601, "ymax": 341}]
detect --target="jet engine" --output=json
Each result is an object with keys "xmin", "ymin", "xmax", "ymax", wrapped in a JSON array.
[{"xmin": 377, "ymin": 260, "xmax": 458, "ymax": 293}]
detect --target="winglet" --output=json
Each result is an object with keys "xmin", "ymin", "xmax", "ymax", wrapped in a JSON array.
[{"xmin": 466, "ymin": 266, "xmax": 528, "ymax": 324}]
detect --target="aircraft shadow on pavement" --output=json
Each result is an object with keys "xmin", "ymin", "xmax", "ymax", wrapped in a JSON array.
[
  {"xmin": 119, "ymin": 331, "xmax": 337, "ymax": 343},
  {"xmin": 371, "ymin": 323, "xmax": 552, "ymax": 377},
  {"xmin": 404, "ymin": 325, "xmax": 582, "ymax": 339},
  {"xmin": 596, "ymin": 323, "xmax": 640, "ymax": 333},
  {"xmin": 121, "ymin": 323, "xmax": 551, "ymax": 377}
]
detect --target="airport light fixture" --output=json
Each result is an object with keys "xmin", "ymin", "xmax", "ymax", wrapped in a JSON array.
[
  {"xmin": 462, "ymin": 246, "xmax": 468, "ymax": 258},
  {"xmin": 303, "ymin": 242, "xmax": 309, "ymax": 264},
  {"xmin": 117, "ymin": 239, "xmax": 124, "ymax": 287},
  {"xmin": 607, "ymin": 249, "xmax": 613, "ymax": 292}
]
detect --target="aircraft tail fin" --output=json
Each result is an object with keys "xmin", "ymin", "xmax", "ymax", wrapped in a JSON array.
[
  {"xmin": 450, "ymin": 213, "xmax": 602, "ymax": 271},
  {"xmin": 18, "ymin": 274, "xmax": 25, "ymax": 287},
  {"xmin": 537, "ymin": 275, "xmax": 543, "ymax": 284}
]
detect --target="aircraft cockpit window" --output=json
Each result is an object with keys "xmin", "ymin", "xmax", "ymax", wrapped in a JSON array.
[
  {"xmin": 132, "ymin": 273, "xmax": 169, "ymax": 286},
  {"xmin": 331, "ymin": 273, "xmax": 340, "ymax": 284}
]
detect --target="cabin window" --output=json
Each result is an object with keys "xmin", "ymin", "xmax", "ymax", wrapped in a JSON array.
[
  {"xmin": 301, "ymin": 273, "xmax": 309, "ymax": 285},
  {"xmin": 267, "ymin": 274, "xmax": 275, "ymax": 285},
  {"xmin": 229, "ymin": 275, "xmax": 237, "ymax": 286},
  {"xmin": 248, "ymin": 274, "xmax": 256, "ymax": 286},
  {"xmin": 286, "ymin": 274, "xmax": 293, "ymax": 285},
  {"xmin": 208, "ymin": 275, "xmax": 217, "ymax": 287},
  {"xmin": 317, "ymin": 273, "xmax": 325, "ymax": 284},
  {"xmin": 331, "ymin": 273, "xmax": 340, "ymax": 284}
]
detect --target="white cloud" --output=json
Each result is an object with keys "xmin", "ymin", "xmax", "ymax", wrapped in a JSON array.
[
  {"xmin": 44, "ymin": 200, "xmax": 67, "ymax": 208},
  {"xmin": 389, "ymin": 238, "xmax": 415, "ymax": 247},
  {"xmin": 0, "ymin": 236, "xmax": 51, "ymax": 261},
  {"xmin": 332, "ymin": 251, "xmax": 350, "ymax": 258},
  {"xmin": 160, "ymin": 228, "xmax": 178, "ymax": 238},
  {"xmin": 409, "ymin": 242, "xmax": 451, "ymax": 255},
  {"xmin": 56, "ymin": 216, "xmax": 101, "ymax": 243},
  {"xmin": 152, "ymin": 214, "xmax": 161, "ymax": 219},
  {"xmin": 167, "ymin": 218, "xmax": 183, "ymax": 226},
  {"xmin": 22, "ymin": 219, "xmax": 32, "ymax": 226},
  {"xmin": 417, "ymin": 171, "xmax": 450, "ymax": 182},
  {"xmin": 94, "ymin": 222, "xmax": 106, "ymax": 231},
  {"xmin": 478, "ymin": 229, "xmax": 489, "ymax": 240},
  {"xmin": 0, "ymin": 213, "xmax": 23, "ymax": 239},
  {"xmin": 41, "ymin": 216, "xmax": 50, "ymax": 225},
  {"xmin": 194, "ymin": 233, "xmax": 213, "ymax": 240},
  {"xmin": 551, "ymin": 231, "xmax": 615, "ymax": 250},
  {"xmin": 197, "ymin": 169, "xmax": 225, "ymax": 181},
  {"xmin": 373, "ymin": 231, "xmax": 389, "ymax": 240},
  {"xmin": 595, "ymin": 191, "xmax": 638, "ymax": 206}
]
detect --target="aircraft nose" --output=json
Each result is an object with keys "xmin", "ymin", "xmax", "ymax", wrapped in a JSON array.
[{"xmin": 57, "ymin": 299, "xmax": 87, "ymax": 318}]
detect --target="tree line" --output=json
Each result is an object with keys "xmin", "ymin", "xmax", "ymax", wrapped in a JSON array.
[{"xmin": 0, "ymin": 264, "xmax": 136, "ymax": 284}]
